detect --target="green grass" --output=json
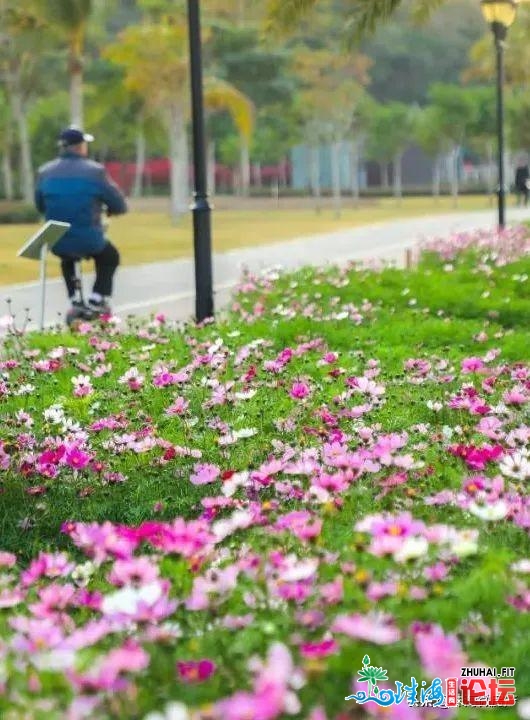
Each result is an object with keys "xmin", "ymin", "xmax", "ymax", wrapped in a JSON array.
[{"xmin": 1, "ymin": 242, "xmax": 529, "ymax": 717}]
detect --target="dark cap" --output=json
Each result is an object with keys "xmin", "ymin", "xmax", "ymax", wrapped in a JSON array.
[{"xmin": 58, "ymin": 126, "xmax": 95, "ymax": 148}]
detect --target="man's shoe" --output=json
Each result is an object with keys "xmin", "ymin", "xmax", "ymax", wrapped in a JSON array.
[
  {"xmin": 66, "ymin": 302, "xmax": 98, "ymax": 327},
  {"xmin": 88, "ymin": 298, "xmax": 112, "ymax": 315}
]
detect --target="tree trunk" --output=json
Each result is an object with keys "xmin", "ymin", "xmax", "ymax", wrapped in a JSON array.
[
  {"xmin": 207, "ymin": 140, "xmax": 216, "ymax": 198},
  {"xmin": 309, "ymin": 145, "xmax": 321, "ymax": 213},
  {"xmin": 393, "ymin": 151, "xmax": 403, "ymax": 205},
  {"xmin": 432, "ymin": 155, "xmax": 441, "ymax": 203},
  {"xmin": 132, "ymin": 123, "xmax": 146, "ymax": 198},
  {"xmin": 450, "ymin": 145, "xmax": 459, "ymax": 208},
  {"xmin": 349, "ymin": 140, "xmax": 360, "ymax": 207},
  {"xmin": 381, "ymin": 163, "xmax": 389, "ymax": 190},
  {"xmin": 70, "ymin": 67, "xmax": 83, "ymax": 127},
  {"xmin": 10, "ymin": 87, "xmax": 33, "ymax": 203},
  {"xmin": 69, "ymin": 31, "xmax": 84, "ymax": 127},
  {"xmin": 2, "ymin": 152, "xmax": 14, "ymax": 201},
  {"xmin": 331, "ymin": 141, "xmax": 342, "ymax": 219},
  {"xmin": 253, "ymin": 161, "xmax": 262, "ymax": 188},
  {"xmin": 239, "ymin": 139, "xmax": 250, "ymax": 196},
  {"xmin": 168, "ymin": 102, "xmax": 188, "ymax": 223}
]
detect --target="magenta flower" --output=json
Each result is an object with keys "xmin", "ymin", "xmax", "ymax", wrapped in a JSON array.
[
  {"xmin": 65, "ymin": 447, "xmax": 91, "ymax": 470},
  {"xmin": 176, "ymin": 659, "xmax": 216, "ymax": 683},
  {"xmin": 461, "ymin": 357, "xmax": 485, "ymax": 373},
  {"xmin": 299, "ymin": 638, "xmax": 338, "ymax": 659},
  {"xmin": 290, "ymin": 381, "xmax": 310, "ymax": 400}
]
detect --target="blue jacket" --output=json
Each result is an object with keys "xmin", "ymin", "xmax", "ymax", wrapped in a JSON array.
[{"xmin": 35, "ymin": 152, "xmax": 127, "ymax": 257}]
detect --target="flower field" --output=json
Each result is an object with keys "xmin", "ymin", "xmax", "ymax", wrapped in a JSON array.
[{"xmin": 1, "ymin": 226, "xmax": 530, "ymax": 719}]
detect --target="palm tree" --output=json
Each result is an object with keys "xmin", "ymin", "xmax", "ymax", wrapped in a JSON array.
[
  {"xmin": 39, "ymin": 0, "xmax": 93, "ymax": 127},
  {"xmin": 204, "ymin": 78, "xmax": 254, "ymax": 196},
  {"xmin": 266, "ymin": 0, "xmax": 447, "ymax": 38},
  {"xmin": 105, "ymin": 17, "xmax": 254, "ymax": 221}
]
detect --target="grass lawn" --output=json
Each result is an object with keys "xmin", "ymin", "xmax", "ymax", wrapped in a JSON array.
[
  {"xmin": 0, "ymin": 226, "xmax": 529, "ymax": 718},
  {"xmin": 0, "ymin": 194, "xmax": 498, "ymax": 285}
]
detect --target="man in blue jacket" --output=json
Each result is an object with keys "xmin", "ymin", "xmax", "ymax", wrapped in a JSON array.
[{"xmin": 35, "ymin": 127, "xmax": 127, "ymax": 315}]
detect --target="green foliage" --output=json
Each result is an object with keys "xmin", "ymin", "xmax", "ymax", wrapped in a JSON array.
[
  {"xmin": 427, "ymin": 83, "xmax": 478, "ymax": 146},
  {"xmin": 362, "ymin": 1, "xmax": 483, "ymax": 104},
  {"xmin": 507, "ymin": 91, "xmax": 530, "ymax": 153},
  {"xmin": 366, "ymin": 102, "xmax": 415, "ymax": 163}
]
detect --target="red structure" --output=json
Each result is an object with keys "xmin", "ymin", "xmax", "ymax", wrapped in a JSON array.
[{"xmin": 104, "ymin": 158, "xmax": 291, "ymax": 195}]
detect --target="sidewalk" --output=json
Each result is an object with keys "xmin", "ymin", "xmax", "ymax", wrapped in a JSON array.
[{"xmin": 3, "ymin": 208, "xmax": 529, "ymax": 327}]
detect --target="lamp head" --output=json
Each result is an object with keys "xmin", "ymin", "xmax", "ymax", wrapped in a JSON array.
[{"xmin": 481, "ymin": 0, "xmax": 519, "ymax": 39}]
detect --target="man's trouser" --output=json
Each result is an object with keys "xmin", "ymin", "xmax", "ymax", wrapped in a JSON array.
[{"xmin": 60, "ymin": 241, "xmax": 120, "ymax": 299}]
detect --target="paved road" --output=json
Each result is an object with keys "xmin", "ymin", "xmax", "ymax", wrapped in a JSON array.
[{"xmin": 3, "ymin": 207, "xmax": 530, "ymax": 328}]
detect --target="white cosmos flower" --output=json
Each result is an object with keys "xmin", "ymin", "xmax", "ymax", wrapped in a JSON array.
[
  {"xmin": 450, "ymin": 530, "xmax": 479, "ymax": 558},
  {"xmin": 468, "ymin": 500, "xmax": 509, "ymax": 522},
  {"xmin": 280, "ymin": 558, "xmax": 319, "ymax": 582},
  {"xmin": 102, "ymin": 582, "xmax": 163, "ymax": 616},
  {"xmin": 235, "ymin": 389, "xmax": 257, "ymax": 400},
  {"xmin": 511, "ymin": 559, "xmax": 530, "ymax": 574},
  {"xmin": 518, "ymin": 698, "xmax": 530, "ymax": 720},
  {"xmin": 221, "ymin": 471, "xmax": 250, "ymax": 497},
  {"xmin": 32, "ymin": 649, "xmax": 75, "ymax": 671},
  {"xmin": 393, "ymin": 536, "xmax": 429, "ymax": 562},
  {"xmin": 144, "ymin": 703, "xmax": 190, "ymax": 720},
  {"xmin": 499, "ymin": 452, "xmax": 530, "ymax": 480},
  {"xmin": 43, "ymin": 405, "xmax": 65, "ymax": 424}
]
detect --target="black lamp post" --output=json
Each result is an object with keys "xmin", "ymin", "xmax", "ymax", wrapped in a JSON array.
[
  {"xmin": 187, "ymin": 0, "xmax": 214, "ymax": 322},
  {"xmin": 480, "ymin": 0, "xmax": 519, "ymax": 230}
]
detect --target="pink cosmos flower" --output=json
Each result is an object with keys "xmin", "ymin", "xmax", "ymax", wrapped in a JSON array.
[
  {"xmin": 290, "ymin": 381, "xmax": 310, "ymax": 400},
  {"xmin": 461, "ymin": 357, "xmax": 485, "ymax": 373},
  {"xmin": 29, "ymin": 583, "xmax": 76, "ymax": 620},
  {"xmin": 424, "ymin": 562, "xmax": 449, "ymax": 582},
  {"xmin": 186, "ymin": 565, "xmax": 239, "ymax": 610},
  {"xmin": 318, "ymin": 575, "xmax": 343, "ymax": 605},
  {"xmin": 365, "ymin": 581, "xmax": 399, "ymax": 601},
  {"xmin": 274, "ymin": 510, "xmax": 322, "ymax": 542},
  {"xmin": 165, "ymin": 397, "xmax": 190, "ymax": 415},
  {"xmin": 10, "ymin": 617, "xmax": 65, "ymax": 654},
  {"xmin": 356, "ymin": 512, "xmax": 425, "ymax": 557},
  {"xmin": 190, "ymin": 463, "xmax": 220, "ymax": 486},
  {"xmin": 21, "ymin": 552, "xmax": 75, "ymax": 587},
  {"xmin": 503, "ymin": 386, "xmax": 528, "ymax": 405},
  {"xmin": 107, "ymin": 557, "xmax": 160, "ymax": 587},
  {"xmin": 332, "ymin": 612, "xmax": 402, "ymax": 644},
  {"xmin": 476, "ymin": 416, "xmax": 504, "ymax": 440},
  {"xmin": 71, "ymin": 374, "xmax": 93, "ymax": 397},
  {"xmin": 176, "ymin": 659, "xmax": 216, "ymax": 683},
  {"xmin": 64, "ymin": 522, "xmax": 138, "ymax": 563},
  {"xmin": 0, "ymin": 551, "xmax": 16, "ymax": 568},
  {"xmin": 138, "ymin": 518, "xmax": 215, "ymax": 557},
  {"xmin": 413, "ymin": 624, "xmax": 468, "ymax": 677},
  {"xmin": 68, "ymin": 640, "xmax": 149, "ymax": 693}
]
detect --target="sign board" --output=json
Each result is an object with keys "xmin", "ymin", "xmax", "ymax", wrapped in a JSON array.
[{"xmin": 17, "ymin": 220, "xmax": 71, "ymax": 261}]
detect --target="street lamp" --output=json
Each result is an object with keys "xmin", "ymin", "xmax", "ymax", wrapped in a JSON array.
[
  {"xmin": 480, "ymin": 0, "xmax": 519, "ymax": 229},
  {"xmin": 187, "ymin": 0, "xmax": 214, "ymax": 322}
]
